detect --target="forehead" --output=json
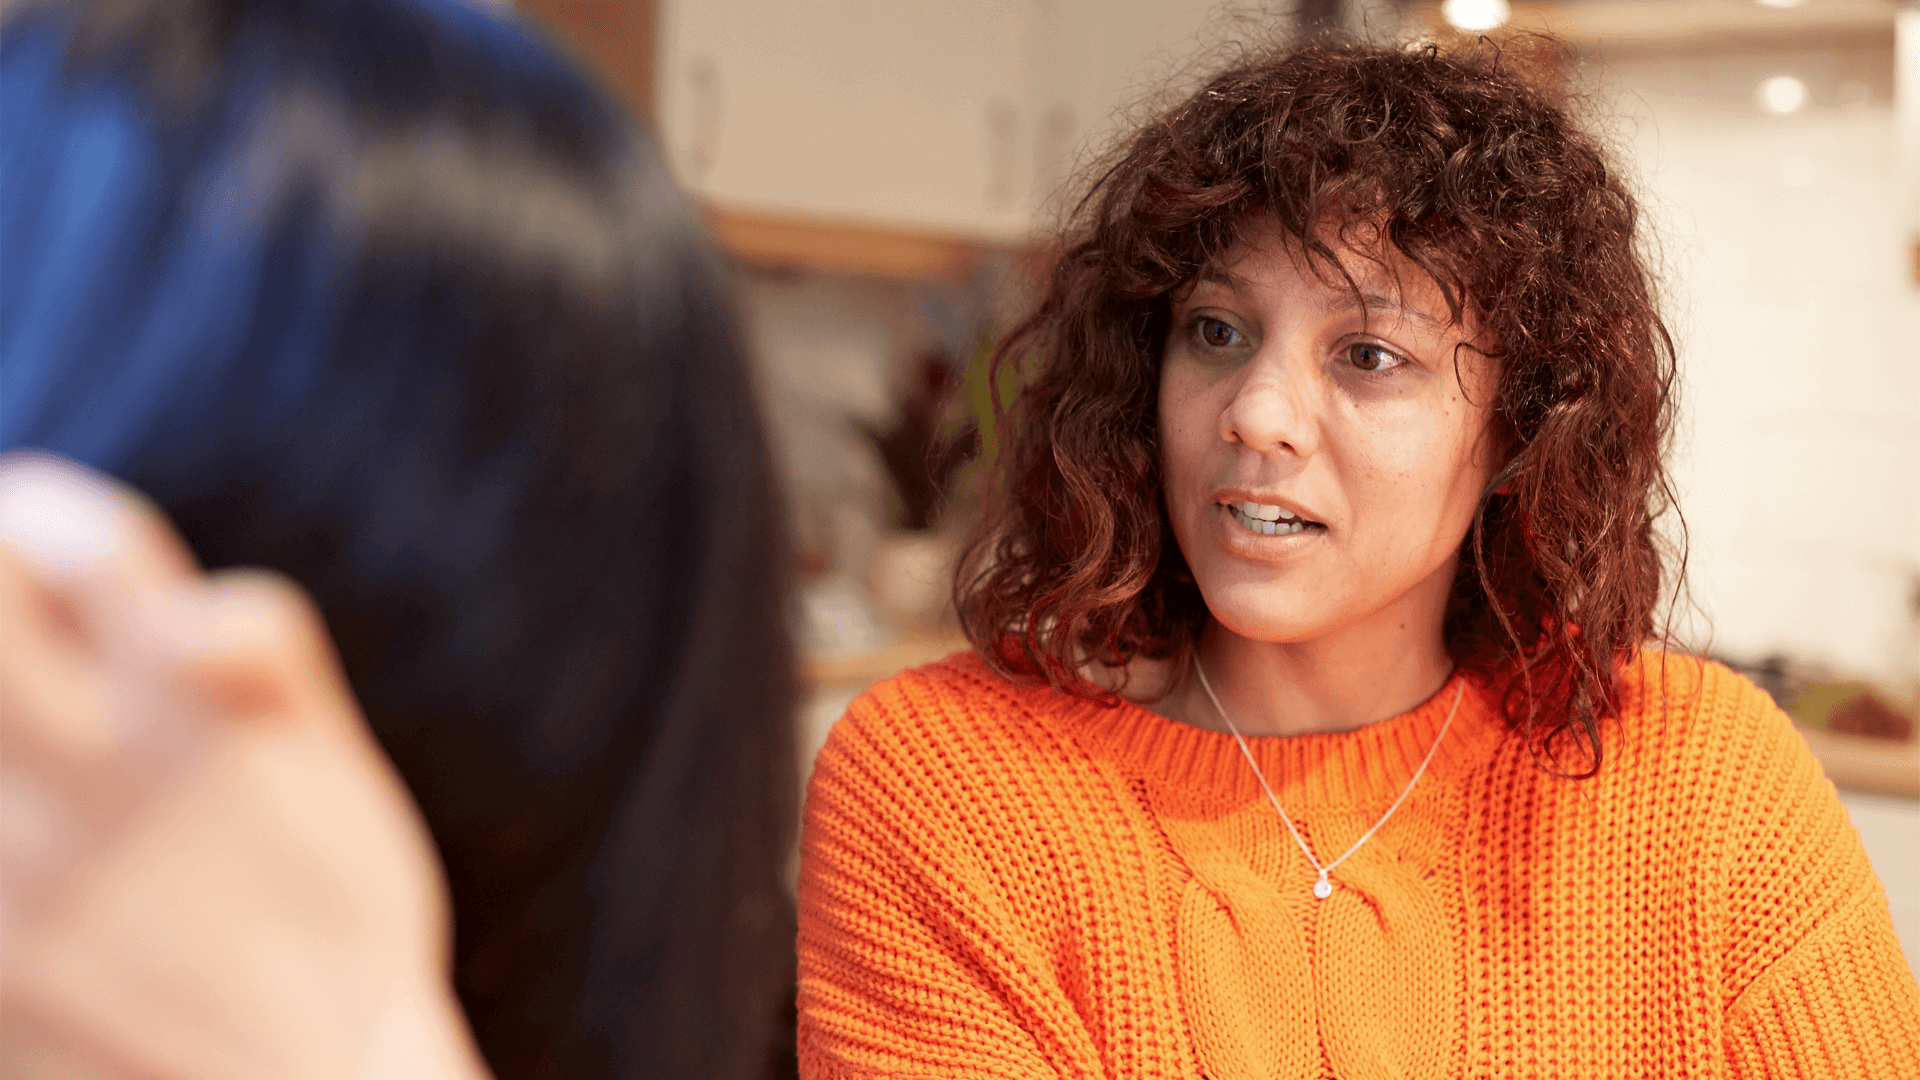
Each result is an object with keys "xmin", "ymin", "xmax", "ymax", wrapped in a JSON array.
[{"xmin": 1189, "ymin": 217, "xmax": 1461, "ymax": 332}]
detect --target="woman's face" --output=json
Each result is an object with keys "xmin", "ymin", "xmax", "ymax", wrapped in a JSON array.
[{"xmin": 1158, "ymin": 219, "xmax": 1499, "ymax": 651}]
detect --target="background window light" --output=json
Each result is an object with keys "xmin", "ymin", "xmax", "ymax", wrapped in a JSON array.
[
  {"xmin": 1758, "ymin": 74, "xmax": 1810, "ymax": 115},
  {"xmin": 1441, "ymin": 0, "xmax": 1512, "ymax": 33}
]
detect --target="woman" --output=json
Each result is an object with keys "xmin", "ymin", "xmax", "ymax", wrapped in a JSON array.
[
  {"xmin": 795, "ymin": 39, "xmax": 1920, "ymax": 1078},
  {"xmin": 0, "ymin": 0, "xmax": 796, "ymax": 1076}
]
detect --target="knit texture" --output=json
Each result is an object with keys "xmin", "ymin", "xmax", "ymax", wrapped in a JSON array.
[{"xmin": 797, "ymin": 652, "xmax": 1920, "ymax": 1079}]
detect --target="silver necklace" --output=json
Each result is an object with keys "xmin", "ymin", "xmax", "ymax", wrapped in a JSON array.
[{"xmin": 1193, "ymin": 657, "xmax": 1465, "ymax": 900}]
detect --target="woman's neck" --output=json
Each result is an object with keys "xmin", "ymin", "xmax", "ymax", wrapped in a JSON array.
[{"xmin": 1158, "ymin": 608, "xmax": 1456, "ymax": 738}]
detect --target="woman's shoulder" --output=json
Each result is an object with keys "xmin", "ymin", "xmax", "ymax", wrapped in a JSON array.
[
  {"xmin": 1608, "ymin": 648, "xmax": 1826, "ymax": 807},
  {"xmin": 802, "ymin": 641, "xmax": 1144, "ymax": 837},
  {"xmin": 823, "ymin": 650, "xmax": 1085, "ymax": 764},
  {"xmin": 801, "ymin": 651, "xmax": 1154, "ymax": 916},
  {"xmin": 1614, "ymin": 649, "xmax": 1793, "ymax": 742},
  {"xmin": 853, "ymin": 649, "xmax": 1038, "ymax": 719}
]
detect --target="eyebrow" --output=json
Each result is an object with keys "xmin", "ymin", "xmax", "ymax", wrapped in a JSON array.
[
  {"xmin": 1335, "ymin": 291, "xmax": 1449, "ymax": 332},
  {"xmin": 1188, "ymin": 267, "xmax": 1451, "ymax": 333}
]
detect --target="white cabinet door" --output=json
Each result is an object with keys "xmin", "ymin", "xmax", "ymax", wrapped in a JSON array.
[
  {"xmin": 1023, "ymin": 0, "xmax": 1226, "ymax": 225},
  {"xmin": 657, "ymin": 0, "xmax": 1251, "ymax": 243},
  {"xmin": 659, "ymin": 0, "xmax": 1036, "ymax": 241}
]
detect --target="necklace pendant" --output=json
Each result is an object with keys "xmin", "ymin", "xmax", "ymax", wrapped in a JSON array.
[{"xmin": 1312, "ymin": 877, "xmax": 1333, "ymax": 899}]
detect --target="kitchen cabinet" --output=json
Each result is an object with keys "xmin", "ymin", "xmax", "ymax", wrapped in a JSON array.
[
  {"xmin": 655, "ymin": 0, "xmax": 1224, "ymax": 248},
  {"xmin": 658, "ymin": 0, "xmax": 1034, "ymax": 242}
]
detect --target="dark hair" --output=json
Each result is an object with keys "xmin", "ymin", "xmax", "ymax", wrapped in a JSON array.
[
  {"xmin": 1, "ymin": 0, "xmax": 796, "ymax": 1075},
  {"xmin": 956, "ymin": 38, "xmax": 1679, "ymax": 772}
]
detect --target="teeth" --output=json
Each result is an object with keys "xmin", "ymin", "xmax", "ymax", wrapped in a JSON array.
[
  {"xmin": 1231, "ymin": 500, "xmax": 1300, "ymax": 522},
  {"xmin": 1228, "ymin": 503, "xmax": 1311, "ymax": 535},
  {"xmin": 1228, "ymin": 499, "xmax": 1274, "ymax": 522}
]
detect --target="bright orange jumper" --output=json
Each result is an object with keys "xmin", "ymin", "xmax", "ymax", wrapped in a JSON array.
[{"xmin": 797, "ymin": 652, "xmax": 1920, "ymax": 1079}]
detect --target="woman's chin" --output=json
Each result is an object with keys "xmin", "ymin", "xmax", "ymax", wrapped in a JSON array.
[
  {"xmin": 1192, "ymin": 553, "xmax": 1459, "ymax": 656},
  {"xmin": 1195, "ymin": 582, "xmax": 1346, "ymax": 647}
]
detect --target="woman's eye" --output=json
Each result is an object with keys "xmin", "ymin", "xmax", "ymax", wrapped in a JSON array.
[
  {"xmin": 1344, "ymin": 342, "xmax": 1405, "ymax": 372},
  {"xmin": 1197, "ymin": 318, "xmax": 1241, "ymax": 348}
]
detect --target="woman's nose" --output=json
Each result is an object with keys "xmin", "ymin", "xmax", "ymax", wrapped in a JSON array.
[{"xmin": 1219, "ymin": 347, "xmax": 1320, "ymax": 459}]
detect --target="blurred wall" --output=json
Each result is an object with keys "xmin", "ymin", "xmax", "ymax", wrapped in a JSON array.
[{"xmin": 1602, "ymin": 35, "xmax": 1920, "ymax": 689}]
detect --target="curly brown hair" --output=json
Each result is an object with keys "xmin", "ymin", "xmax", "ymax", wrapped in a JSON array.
[{"xmin": 954, "ymin": 37, "xmax": 1680, "ymax": 772}]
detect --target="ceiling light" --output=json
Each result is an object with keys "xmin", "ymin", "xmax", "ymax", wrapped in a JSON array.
[
  {"xmin": 1442, "ymin": 0, "xmax": 1512, "ymax": 32},
  {"xmin": 1757, "ymin": 75, "xmax": 1809, "ymax": 115},
  {"xmin": 1755, "ymin": 0, "xmax": 1808, "ymax": 9}
]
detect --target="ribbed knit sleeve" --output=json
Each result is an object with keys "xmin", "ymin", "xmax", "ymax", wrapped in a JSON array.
[
  {"xmin": 1725, "ymin": 893, "xmax": 1920, "ymax": 1078},
  {"xmin": 1699, "ymin": 669, "xmax": 1920, "ymax": 1076}
]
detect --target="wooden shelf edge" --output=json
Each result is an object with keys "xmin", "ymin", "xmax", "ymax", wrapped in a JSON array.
[
  {"xmin": 1515, "ymin": 0, "xmax": 1895, "ymax": 44},
  {"xmin": 805, "ymin": 634, "xmax": 973, "ymax": 688},
  {"xmin": 1798, "ymin": 724, "xmax": 1920, "ymax": 801},
  {"xmin": 705, "ymin": 206, "xmax": 1002, "ymax": 282},
  {"xmin": 1406, "ymin": 0, "xmax": 1897, "ymax": 54}
]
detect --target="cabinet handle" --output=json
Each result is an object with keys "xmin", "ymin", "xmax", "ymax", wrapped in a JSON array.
[
  {"xmin": 1034, "ymin": 103, "xmax": 1077, "ymax": 211},
  {"xmin": 984, "ymin": 98, "xmax": 1019, "ymax": 211},
  {"xmin": 684, "ymin": 56, "xmax": 724, "ymax": 181}
]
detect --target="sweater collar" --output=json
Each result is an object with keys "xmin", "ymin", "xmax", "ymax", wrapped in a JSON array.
[{"xmin": 1069, "ymin": 667, "xmax": 1511, "ymax": 808}]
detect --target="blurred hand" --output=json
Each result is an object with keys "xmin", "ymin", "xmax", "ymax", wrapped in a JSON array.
[{"xmin": 0, "ymin": 453, "xmax": 490, "ymax": 1080}]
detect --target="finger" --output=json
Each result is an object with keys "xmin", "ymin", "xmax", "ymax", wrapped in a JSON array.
[
  {"xmin": 7, "ymin": 577, "xmax": 456, "ymax": 1080},
  {"xmin": 0, "ymin": 562, "xmax": 212, "ymax": 926},
  {"xmin": 0, "ymin": 452, "xmax": 212, "ymax": 770},
  {"xmin": 161, "ymin": 568, "xmax": 362, "ymax": 735},
  {"xmin": 0, "ymin": 456, "xmax": 215, "ymax": 928},
  {"xmin": 0, "ymin": 452, "xmax": 198, "ymax": 648},
  {"xmin": 0, "ymin": 541, "xmax": 113, "ymax": 757},
  {"xmin": 162, "ymin": 568, "xmax": 458, "ymax": 957}
]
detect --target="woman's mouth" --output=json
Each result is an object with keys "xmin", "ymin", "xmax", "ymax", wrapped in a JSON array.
[{"xmin": 1224, "ymin": 499, "xmax": 1321, "ymax": 536}]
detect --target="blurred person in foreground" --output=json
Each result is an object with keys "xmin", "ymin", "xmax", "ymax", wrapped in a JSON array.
[
  {"xmin": 795, "ymin": 37, "xmax": 1920, "ymax": 1078},
  {"xmin": 0, "ymin": 0, "xmax": 797, "ymax": 1076}
]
